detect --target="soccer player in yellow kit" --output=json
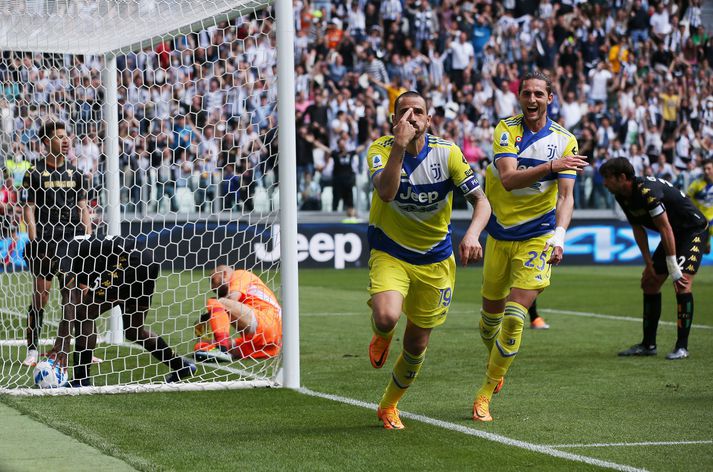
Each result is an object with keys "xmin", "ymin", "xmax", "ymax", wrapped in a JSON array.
[
  {"xmin": 366, "ymin": 91, "xmax": 491, "ymax": 429},
  {"xmin": 687, "ymin": 159, "xmax": 713, "ymax": 254},
  {"xmin": 473, "ymin": 72, "xmax": 589, "ymax": 422}
]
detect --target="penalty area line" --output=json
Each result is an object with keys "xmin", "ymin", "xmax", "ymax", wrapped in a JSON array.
[{"xmin": 299, "ymin": 387, "xmax": 647, "ymax": 472}]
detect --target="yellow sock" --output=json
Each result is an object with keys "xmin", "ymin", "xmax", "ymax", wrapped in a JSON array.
[
  {"xmin": 371, "ymin": 316, "xmax": 395, "ymax": 340},
  {"xmin": 479, "ymin": 308, "xmax": 504, "ymax": 355},
  {"xmin": 476, "ymin": 301, "xmax": 526, "ymax": 401},
  {"xmin": 379, "ymin": 348, "xmax": 426, "ymax": 409}
]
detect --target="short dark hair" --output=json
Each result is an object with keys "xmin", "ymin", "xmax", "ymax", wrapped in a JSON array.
[
  {"xmin": 702, "ymin": 159, "xmax": 713, "ymax": 167},
  {"xmin": 599, "ymin": 157, "xmax": 635, "ymax": 180},
  {"xmin": 38, "ymin": 121, "xmax": 65, "ymax": 144},
  {"xmin": 393, "ymin": 91, "xmax": 427, "ymax": 115},
  {"xmin": 518, "ymin": 71, "xmax": 553, "ymax": 95}
]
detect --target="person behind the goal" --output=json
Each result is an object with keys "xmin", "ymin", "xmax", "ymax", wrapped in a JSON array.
[
  {"xmin": 21, "ymin": 121, "xmax": 92, "ymax": 366},
  {"xmin": 48, "ymin": 235, "xmax": 196, "ymax": 387}
]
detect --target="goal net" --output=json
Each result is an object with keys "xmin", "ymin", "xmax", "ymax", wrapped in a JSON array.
[{"xmin": 0, "ymin": 0, "xmax": 299, "ymax": 395}]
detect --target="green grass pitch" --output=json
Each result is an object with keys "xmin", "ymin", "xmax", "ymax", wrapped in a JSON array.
[{"xmin": 1, "ymin": 266, "xmax": 712, "ymax": 471}]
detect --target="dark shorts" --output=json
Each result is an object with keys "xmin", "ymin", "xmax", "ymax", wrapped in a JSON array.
[
  {"xmin": 85, "ymin": 251, "xmax": 159, "ymax": 312},
  {"xmin": 24, "ymin": 239, "xmax": 61, "ymax": 280},
  {"xmin": 25, "ymin": 232, "xmax": 81, "ymax": 280},
  {"xmin": 652, "ymin": 228, "xmax": 708, "ymax": 276}
]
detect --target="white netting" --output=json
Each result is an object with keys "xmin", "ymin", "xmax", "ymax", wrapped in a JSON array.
[
  {"xmin": 0, "ymin": 0, "xmax": 286, "ymax": 394},
  {"xmin": 0, "ymin": 0, "xmax": 270, "ymax": 55}
]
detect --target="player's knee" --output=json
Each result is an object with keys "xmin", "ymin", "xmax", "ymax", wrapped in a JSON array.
[
  {"xmin": 641, "ymin": 276, "xmax": 662, "ymax": 293},
  {"xmin": 371, "ymin": 306, "xmax": 400, "ymax": 331},
  {"xmin": 501, "ymin": 313, "xmax": 524, "ymax": 337}
]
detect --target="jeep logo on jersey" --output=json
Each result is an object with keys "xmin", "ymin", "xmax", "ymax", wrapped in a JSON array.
[
  {"xmin": 399, "ymin": 187, "xmax": 440, "ymax": 204},
  {"xmin": 499, "ymin": 131, "xmax": 508, "ymax": 147},
  {"xmin": 430, "ymin": 162, "xmax": 442, "ymax": 180}
]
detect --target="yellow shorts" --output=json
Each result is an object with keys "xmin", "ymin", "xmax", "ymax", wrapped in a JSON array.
[
  {"xmin": 481, "ymin": 234, "xmax": 553, "ymax": 301},
  {"xmin": 368, "ymin": 250, "xmax": 456, "ymax": 329}
]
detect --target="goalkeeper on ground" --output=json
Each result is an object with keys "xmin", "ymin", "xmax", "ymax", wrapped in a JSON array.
[
  {"xmin": 48, "ymin": 235, "xmax": 196, "ymax": 387},
  {"xmin": 193, "ymin": 265, "xmax": 282, "ymax": 361}
]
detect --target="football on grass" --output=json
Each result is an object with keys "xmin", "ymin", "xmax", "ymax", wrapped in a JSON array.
[{"xmin": 33, "ymin": 359, "xmax": 68, "ymax": 388}]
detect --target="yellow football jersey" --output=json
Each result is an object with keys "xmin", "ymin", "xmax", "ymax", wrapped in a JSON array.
[
  {"xmin": 687, "ymin": 178, "xmax": 713, "ymax": 222},
  {"xmin": 486, "ymin": 115, "xmax": 578, "ymax": 241},
  {"xmin": 367, "ymin": 134, "xmax": 481, "ymax": 264}
]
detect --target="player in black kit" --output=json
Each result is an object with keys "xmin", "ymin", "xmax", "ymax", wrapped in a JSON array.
[
  {"xmin": 600, "ymin": 158, "xmax": 708, "ymax": 360},
  {"xmin": 49, "ymin": 236, "xmax": 196, "ymax": 386},
  {"xmin": 21, "ymin": 122, "xmax": 92, "ymax": 366}
]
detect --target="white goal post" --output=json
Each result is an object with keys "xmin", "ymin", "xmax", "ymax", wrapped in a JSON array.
[{"xmin": 0, "ymin": 0, "xmax": 299, "ymax": 394}]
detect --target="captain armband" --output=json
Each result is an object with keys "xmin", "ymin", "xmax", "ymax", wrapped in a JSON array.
[{"xmin": 457, "ymin": 177, "xmax": 480, "ymax": 195}]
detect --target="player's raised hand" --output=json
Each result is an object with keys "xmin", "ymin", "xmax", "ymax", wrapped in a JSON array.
[
  {"xmin": 393, "ymin": 108, "xmax": 417, "ymax": 147},
  {"xmin": 459, "ymin": 232, "xmax": 483, "ymax": 266},
  {"xmin": 552, "ymin": 155, "xmax": 589, "ymax": 173}
]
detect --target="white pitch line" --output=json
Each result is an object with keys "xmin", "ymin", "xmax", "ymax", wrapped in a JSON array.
[
  {"xmin": 540, "ymin": 308, "xmax": 713, "ymax": 331},
  {"xmin": 299, "ymin": 387, "xmax": 648, "ymax": 472},
  {"xmin": 549, "ymin": 440, "xmax": 713, "ymax": 448},
  {"xmin": 301, "ymin": 308, "xmax": 713, "ymax": 332}
]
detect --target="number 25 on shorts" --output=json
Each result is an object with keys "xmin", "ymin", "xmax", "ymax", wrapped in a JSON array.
[{"xmin": 524, "ymin": 250, "xmax": 549, "ymax": 271}]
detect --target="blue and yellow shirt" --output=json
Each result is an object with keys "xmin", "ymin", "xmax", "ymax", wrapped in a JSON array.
[
  {"xmin": 367, "ymin": 134, "xmax": 481, "ymax": 265},
  {"xmin": 486, "ymin": 115, "xmax": 578, "ymax": 241}
]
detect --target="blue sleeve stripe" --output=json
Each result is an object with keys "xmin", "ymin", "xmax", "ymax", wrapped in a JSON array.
[
  {"xmin": 370, "ymin": 168, "xmax": 384, "ymax": 183},
  {"xmin": 494, "ymin": 153, "xmax": 518, "ymax": 160},
  {"xmin": 557, "ymin": 174, "xmax": 577, "ymax": 179}
]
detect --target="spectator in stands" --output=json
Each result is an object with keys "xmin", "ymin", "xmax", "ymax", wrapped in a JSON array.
[
  {"xmin": 310, "ymin": 136, "xmax": 362, "ymax": 220},
  {"xmin": 2, "ymin": 0, "xmax": 712, "ymax": 215},
  {"xmin": 299, "ymin": 170, "xmax": 322, "ymax": 211},
  {"xmin": 0, "ymin": 169, "xmax": 20, "ymax": 266}
]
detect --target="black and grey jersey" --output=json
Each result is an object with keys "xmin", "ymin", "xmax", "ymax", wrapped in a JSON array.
[
  {"xmin": 616, "ymin": 176, "xmax": 708, "ymax": 235},
  {"xmin": 21, "ymin": 159, "xmax": 87, "ymax": 241}
]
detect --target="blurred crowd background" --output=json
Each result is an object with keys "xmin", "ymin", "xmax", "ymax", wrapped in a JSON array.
[{"xmin": 1, "ymin": 0, "xmax": 713, "ymax": 225}]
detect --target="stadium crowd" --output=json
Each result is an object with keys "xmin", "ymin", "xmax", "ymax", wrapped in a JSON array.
[{"xmin": 0, "ymin": 0, "xmax": 712, "ymax": 218}]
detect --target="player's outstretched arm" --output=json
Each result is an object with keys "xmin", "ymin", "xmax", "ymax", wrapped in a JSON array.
[
  {"xmin": 460, "ymin": 188, "xmax": 491, "ymax": 266},
  {"xmin": 497, "ymin": 155, "xmax": 589, "ymax": 191}
]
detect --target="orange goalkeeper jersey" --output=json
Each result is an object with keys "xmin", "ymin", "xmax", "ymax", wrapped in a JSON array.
[{"xmin": 229, "ymin": 270, "xmax": 281, "ymax": 315}]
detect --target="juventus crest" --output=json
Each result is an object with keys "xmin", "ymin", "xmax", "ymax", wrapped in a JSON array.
[{"xmin": 430, "ymin": 162, "xmax": 442, "ymax": 180}]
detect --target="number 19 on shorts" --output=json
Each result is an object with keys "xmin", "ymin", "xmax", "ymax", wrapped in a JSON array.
[{"xmin": 438, "ymin": 287, "xmax": 452, "ymax": 307}]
